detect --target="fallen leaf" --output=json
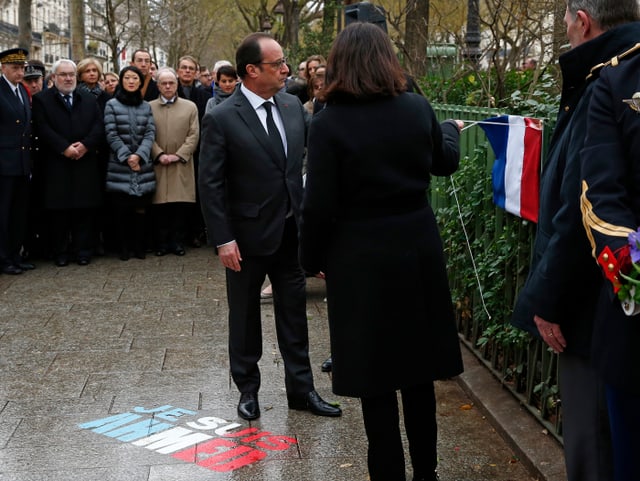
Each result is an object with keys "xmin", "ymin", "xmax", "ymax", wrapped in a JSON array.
[{"xmin": 460, "ymin": 403, "xmax": 473, "ymax": 410}]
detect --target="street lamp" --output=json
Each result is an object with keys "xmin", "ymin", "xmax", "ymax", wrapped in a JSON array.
[
  {"xmin": 465, "ymin": 0, "xmax": 481, "ymax": 63},
  {"xmin": 273, "ymin": 0, "xmax": 285, "ymax": 17},
  {"xmin": 261, "ymin": 16, "xmax": 273, "ymax": 33}
]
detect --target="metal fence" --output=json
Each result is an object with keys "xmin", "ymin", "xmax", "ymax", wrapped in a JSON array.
[{"xmin": 431, "ymin": 104, "xmax": 563, "ymax": 442}]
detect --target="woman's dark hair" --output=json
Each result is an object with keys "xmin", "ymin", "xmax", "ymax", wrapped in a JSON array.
[
  {"xmin": 320, "ymin": 22, "xmax": 406, "ymax": 102},
  {"xmin": 217, "ymin": 65, "xmax": 238, "ymax": 81},
  {"xmin": 236, "ymin": 32, "xmax": 273, "ymax": 79},
  {"xmin": 115, "ymin": 65, "xmax": 144, "ymax": 106}
]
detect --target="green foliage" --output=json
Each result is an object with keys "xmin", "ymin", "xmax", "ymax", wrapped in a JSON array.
[
  {"xmin": 293, "ymin": 24, "xmax": 333, "ymax": 62},
  {"xmin": 420, "ymin": 65, "xmax": 560, "ymax": 119},
  {"xmin": 436, "ymin": 146, "xmax": 531, "ymax": 352}
]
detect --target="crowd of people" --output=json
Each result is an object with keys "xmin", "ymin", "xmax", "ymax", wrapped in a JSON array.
[{"xmin": 0, "ymin": 46, "xmax": 329, "ymax": 271}]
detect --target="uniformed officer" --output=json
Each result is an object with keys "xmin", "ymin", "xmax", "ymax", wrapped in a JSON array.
[
  {"xmin": 0, "ymin": 47, "xmax": 34, "ymax": 275},
  {"xmin": 580, "ymin": 43, "xmax": 640, "ymax": 481}
]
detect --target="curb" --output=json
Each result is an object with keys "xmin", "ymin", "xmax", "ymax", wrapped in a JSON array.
[{"xmin": 456, "ymin": 345, "xmax": 567, "ymax": 481}]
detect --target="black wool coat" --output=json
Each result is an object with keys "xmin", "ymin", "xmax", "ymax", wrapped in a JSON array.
[
  {"xmin": 300, "ymin": 92, "xmax": 464, "ymax": 397},
  {"xmin": 32, "ymin": 87, "xmax": 105, "ymax": 210}
]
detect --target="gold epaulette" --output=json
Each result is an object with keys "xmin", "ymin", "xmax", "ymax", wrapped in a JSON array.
[{"xmin": 586, "ymin": 42, "xmax": 640, "ymax": 81}]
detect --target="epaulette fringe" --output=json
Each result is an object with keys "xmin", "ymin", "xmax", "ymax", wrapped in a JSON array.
[{"xmin": 586, "ymin": 42, "xmax": 640, "ymax": 81}]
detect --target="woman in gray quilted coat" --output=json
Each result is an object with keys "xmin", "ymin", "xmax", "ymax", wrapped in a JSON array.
[{"xmin": 104, "ymin": 65, "xmax": 156, "ymax": 260}]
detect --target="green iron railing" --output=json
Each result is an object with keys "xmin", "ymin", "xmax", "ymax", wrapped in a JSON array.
[{"xmin": 431, "ymin": 104, "xmax": 563, "ymax": 442}]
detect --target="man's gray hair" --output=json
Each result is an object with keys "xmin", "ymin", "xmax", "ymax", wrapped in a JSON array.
[
  {"xmin": 156, "ymin": 66, "xmax": 178, "ymax": 82},
  {"xmin": 567, "ymin": 0, "xmax": 640, "ymax": 30},
  {"xmin": 51, "ymin": 58, "xmax": 77, "ymax": 74}
]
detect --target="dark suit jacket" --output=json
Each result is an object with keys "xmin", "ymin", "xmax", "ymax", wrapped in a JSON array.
[
  {"xmin": 32, "ymin": 87, "xmax": 104, "ymax": 209},
  {"xmin": 198, "ymin": 87, "xmax": 309, "ymax": 256},
  {"xmin": 178, "ymin": 83, "xmax": 210, "ymax": 123},
  {"xmin": 0, "ymin": 76, "xmax": 31, "ymax": 176}
]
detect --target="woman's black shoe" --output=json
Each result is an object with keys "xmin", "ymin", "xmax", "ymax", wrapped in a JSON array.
[{"xmin": 321, "ymin": 356, "xmax": 332, "ymax": 372}]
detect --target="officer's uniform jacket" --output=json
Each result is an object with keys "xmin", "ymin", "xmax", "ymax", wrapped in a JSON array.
[{"xmin": 580, "ymin": 42, "xmax": 640, "ymax": 395}]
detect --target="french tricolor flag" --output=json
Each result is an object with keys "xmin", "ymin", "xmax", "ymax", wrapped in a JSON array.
[{"xmin": 480, "ymin": 115, "xmax": 542, "ymax": 223}]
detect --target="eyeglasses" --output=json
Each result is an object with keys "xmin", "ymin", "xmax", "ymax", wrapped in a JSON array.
[
  {"xmin": 179, "ymin": 65, "xmax": 197, "ymax": 71},
  {"xmin": 258, "ymin": 57, "xmax": 287, "ymax": 69}
]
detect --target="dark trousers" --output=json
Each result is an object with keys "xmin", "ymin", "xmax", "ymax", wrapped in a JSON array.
[
  {"xmin": 606, "ymin": 384, "xmax": 640, "ymax": 481},
  {"xmin": 48, "ymin": 208, "xmax": 94, "ymax": 259},
  {"xmin": 0, "ymin": 175, "xmax": 29, "ymax": 266},
  {"xmin": 361, "ymin": 383, "xmax": 437, "ymax": 481},
  {"xmin": 153, "ymin": 202, "xmax": 188, "ymax": 250},
  {"xmin": 559, "ymin": 353, "xmax": 613, "ymax": 481},
  {"xmin": 226, "ymin": 217, "xmax": 314, "ymax": 395},
  {"xmin": 113, "ymin": 206, "xmax": 147, "ymax": 256}
]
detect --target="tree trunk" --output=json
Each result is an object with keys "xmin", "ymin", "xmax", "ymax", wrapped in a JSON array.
[
  {"xmin": 322, "ymin": 0, "xmax": 339, "ymax": 37},
  {"xmin": 405, "ymin": 0, "xmax": 429, "ymax": 77},
  {"xmin": 70, "ymin": 0, "xmax": 86, "ymax": 61},
  {"xmin": 18, "ymin": 0, "xmax": 32, "ymax": 51},
  {"xmin": 281, "ymin": 0, "xmax": 302, "ymax": 51},
  {"xmin": 552, "ymin": 0, "xmax": 566, "ymax": 62}
]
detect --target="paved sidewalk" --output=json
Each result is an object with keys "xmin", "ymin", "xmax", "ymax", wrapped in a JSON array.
[{"xmin": 0, "ymin": 248, "xmax": 558, "ymax": 480}]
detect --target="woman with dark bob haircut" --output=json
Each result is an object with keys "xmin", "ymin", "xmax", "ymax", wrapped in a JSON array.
[
  {"xmin": 103, "ymin": 65, "xmax": 156, "ymax": 260},
  {"xmin": 300, "ymin": 22, "xmax": 464, "ymax": 481}
]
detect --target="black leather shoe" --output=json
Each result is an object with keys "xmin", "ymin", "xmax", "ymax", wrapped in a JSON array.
[
  {"xmin": 2, "ymin": 264, "xmax": 23, "ymax": 275},
  {"xmin": 287, "ymin": 390, "xmax": 342, "ymax": 417},
  {"xmin": 413, "ymin": 471, "xmax": 440, "ymax": 481},
  {"xmin": 155, "ymin": 248, "xmax": 167, "ymax": 257},
  {"xmin": 17, "ymin": 262, "xmax": 35, "ymax": 270},
  {"xmin": 321, "ymin": 356, "xmax": 332, "ymax": 372},
  {"xmin": 55, "ymin": 257, "xmax": 69, "ymax": 267},
  {"xmin": 237, "ymin": 392, "xmax": 260, "ymax": 420},
  {"xmin": 77, "ymin": 257, "xmax": 91, "ymax": 266},
  {"xmin": 173, "ymin": 244, "xmax": 185, "ymax": 256}
]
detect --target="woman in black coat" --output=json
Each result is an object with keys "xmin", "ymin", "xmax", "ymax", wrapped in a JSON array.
[{"xmin": 299, "ymin": 23, "xmax": 463, "ymax": 481}]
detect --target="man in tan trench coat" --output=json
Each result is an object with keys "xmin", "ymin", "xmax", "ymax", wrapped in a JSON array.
[{"xmin": 150, "ymin": 67, "xmax": 199, "ymax": 256}]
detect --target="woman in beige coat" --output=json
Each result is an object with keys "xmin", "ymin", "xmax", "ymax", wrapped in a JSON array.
[{"xmin": 149, "ymin": 67, "xmax": 200, "ymax": 256}]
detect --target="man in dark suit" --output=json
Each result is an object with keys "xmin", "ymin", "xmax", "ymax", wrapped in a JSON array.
[
  {"xmin": 199, "ymin": 32, "xmax": 341, "ymax": 421},
  {"xmin": 177, "ymin": 55, "xmax": 211, "ymax": 248},
  {"xmin": 32, "ymin": 59, "xmax": 104, "ymax": 267},
  {"xmin": 130, "ymin": 49, "xmax": 159, "ymax": 102},
  {"xmin": 0, "ymin": 47, "xmax": 34, "ymax": 275}
]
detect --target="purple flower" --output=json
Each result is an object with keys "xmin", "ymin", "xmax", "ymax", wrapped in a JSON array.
[{"xmin": 629, "ymin": 228, "xmax": 640, "ymax": 264}]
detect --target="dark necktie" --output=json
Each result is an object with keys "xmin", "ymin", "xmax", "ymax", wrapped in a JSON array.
[
  {"xmin": 262, "ymin": 101, "xmax": 286, "ymax": 165},
  {"xmin": 14, "ymin": 87, "xmax": 22, "ymax": 104},
  {"xmin": 63, "ymin": 94, "xmax": 72, "ymax": 110}
]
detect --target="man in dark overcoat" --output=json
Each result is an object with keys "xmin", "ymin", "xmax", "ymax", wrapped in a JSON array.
[
  {"xmin": 176, "ymin": 55, "xmax": 211, "ymax": 247},
  {"xmin": 32, "ymin": 59, "xmax": 104, "ymax": 266},
  {"xmin": 198, "ymin": 32, "xmax": 341, "ymax": 421},
  {"xmin": 0, "ymin": 47, "xmax": 34, "ymax": 275}
]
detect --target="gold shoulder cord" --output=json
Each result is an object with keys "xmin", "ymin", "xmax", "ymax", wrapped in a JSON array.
[
  {"xmin": 580, "ymin": 181, "xmax": 633, "ymax": 259},
  {"xmin": 586, "ymin": 42, "xmax": 640, "ymax": 81}
]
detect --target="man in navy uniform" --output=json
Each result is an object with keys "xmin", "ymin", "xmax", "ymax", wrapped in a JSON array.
[
  {"xmin": 0, "ymin": 47, "xmax": 34, "ymax": 275},
  {"xmin": 580, "ymin": 41, "xmax": 640, "ymax": 481}
]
